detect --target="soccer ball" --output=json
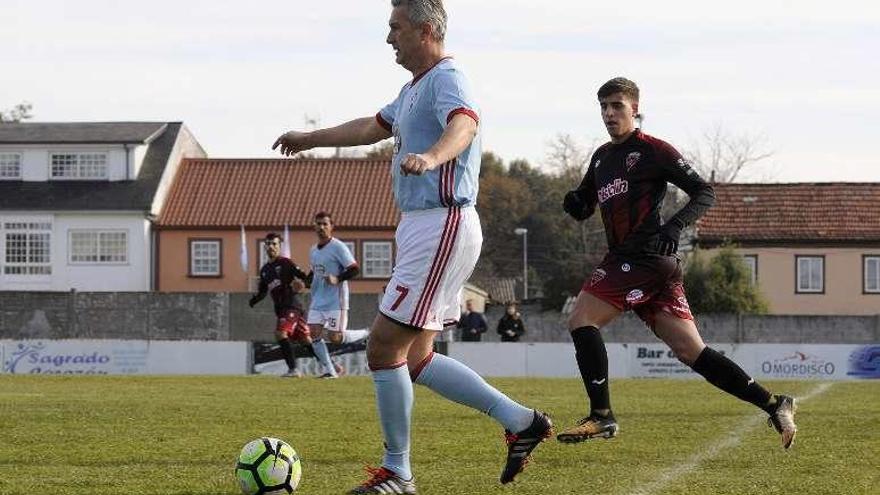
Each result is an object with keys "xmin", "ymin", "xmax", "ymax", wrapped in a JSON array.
[{"xmin": 235, "ymin": 437, "xmax": 302, "ymax": 494}]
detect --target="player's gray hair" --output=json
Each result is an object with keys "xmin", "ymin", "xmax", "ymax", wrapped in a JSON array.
[{"xmin": 391, "ymin": 0, "xmax": 447, "ymax": 42}]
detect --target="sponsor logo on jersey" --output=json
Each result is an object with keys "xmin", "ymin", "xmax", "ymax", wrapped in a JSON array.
[
  {"xmin": 589, "ymin": 268, "xmax": 607, "ymax": 287},
  {"xmin": 676, "ymin": 158, "xmax": 699, "ymax": 177},
  {"xmin": 621, "ymin": 263, "xmax": 631, "ymax": 272},
  {"xmin": 597, "ymin": 178, "xmax": 629, "ymax": 203},
  {"xmin": 626, "ymin": 289, "xmax": 644, "ymax": 304},
  {"xmin": 625, "ymin": 152, "xmax": 642, "ymax": 171}
]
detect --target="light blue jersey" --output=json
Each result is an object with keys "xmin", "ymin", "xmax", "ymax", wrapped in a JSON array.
[
  {"xmin": 377, "ymin": 57, "xmax": 481, "ymax": 212},
  {"xmin": 309, "ymin": 238, "xmax": 356, "ymax": 311}
]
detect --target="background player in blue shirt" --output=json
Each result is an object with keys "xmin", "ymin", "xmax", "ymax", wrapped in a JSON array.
[
  {"xmin": 305, "ymin": 211, "xmax": 368, "ymax": 378},
  {"xmin": 272, "ymin": 2, "xmax": 550, "ymax": 492}
]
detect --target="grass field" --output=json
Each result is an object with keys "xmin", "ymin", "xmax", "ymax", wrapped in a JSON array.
[{"xmin": 0, "ymin": 375, "xmax": 877, "ymax": 495}]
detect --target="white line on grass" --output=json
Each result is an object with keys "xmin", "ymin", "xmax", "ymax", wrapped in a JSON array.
[{"xmin": 626, "ymin": 382, "xmax": 834, "ymax": 495}]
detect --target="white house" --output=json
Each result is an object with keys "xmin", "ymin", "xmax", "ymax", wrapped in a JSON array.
[{"xmin": 0, "ymin": 122, "xmax": 206, "ymax": 291}]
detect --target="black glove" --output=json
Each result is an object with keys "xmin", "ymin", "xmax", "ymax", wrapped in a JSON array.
[
  {"xmin": 563, "ymin": 190, "xmax": 590, "ymax": 221},
  {"xmin": 248, "ymin": 296, "xmax": 259, "ymax": 308},
  {"xmin": 656, "ymin": 223, "xmax": 681, "ymax": 256}
]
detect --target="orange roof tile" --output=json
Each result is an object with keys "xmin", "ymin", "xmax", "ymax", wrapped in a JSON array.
[
  {"xmin": 695, "ymin": 183, "xmax": 880, "ymax": 244},
  {"xmin": 157, "ymin": 158, "xmax": 399, "ymax": 229}
]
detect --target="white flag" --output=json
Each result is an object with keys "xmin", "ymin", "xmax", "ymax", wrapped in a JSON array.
[
  {"xmin": 240, "ymin": 225, "xmax": 249, "ymax": 273},
  {"xmin": 283, "ymin": 224, "xmax": 291, "ymax": 258}
]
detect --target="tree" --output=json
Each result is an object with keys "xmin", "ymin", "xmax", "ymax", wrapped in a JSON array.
[
  {"xmin": 0, "ymin": 102, "xmax": 33, "ymax": 123},
  {"xmin": 364, "ymin": 140, "xmax": 394, "ymax": 159},
  {"xmin": 684, "ymin": 244, "xmax": 769, "ymax": 314},
  {"xmin": 683, "ymin": 123, "xmax": 773, "ymax": 183}
]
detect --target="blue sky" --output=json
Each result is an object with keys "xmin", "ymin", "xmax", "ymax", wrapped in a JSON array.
[{"xmin": 3, "ymin": 0, "xmax": 878, "ymax": 181}]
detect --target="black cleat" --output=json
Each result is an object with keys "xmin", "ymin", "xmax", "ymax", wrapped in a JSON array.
[
  {"xmin": 556, "ymin": 412, "xmax": 619, "ymax": 443},
  {"xmin": 500, "ymin": 410, "xmax": 553, "ymax": 484}
]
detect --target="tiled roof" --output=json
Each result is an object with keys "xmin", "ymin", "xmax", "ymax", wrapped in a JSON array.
[
  {"xmin": 0, "ymin": 123, "xmax": 185, "ymax": 211},
  {"xmin": 0, "ymin": 122, "xmax": 168, "ymax": 144},
  {"xmin": 157, "ymin": 158, "xmax": 399, "ymax": 229},
  {"xmin": 695, "ymin": 183, "xmax": 880, "ymax": 243}
]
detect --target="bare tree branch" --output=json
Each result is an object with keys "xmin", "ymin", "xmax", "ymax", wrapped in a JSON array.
[
  {"xmin": 683, "ymin": 122, "xmax": 774, "ymax": 183},
  {"xmin": 0, "ymin": 102, "xmax": 33, "ymax": 123}
]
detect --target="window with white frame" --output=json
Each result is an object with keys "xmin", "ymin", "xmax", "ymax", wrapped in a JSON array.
[
  {"xmin": 3, "ymin": 221, "xmax": 52, "ymax": 275},
  {"xmin": 69, "ymin": 230, "xmax": 128, "ymax": 264},
  {"xmin": 0, "ymin": 153, "xmax": 22, "ymax": 179},
  {"xmin": 50, "ymin": 152, "xmax": 108, "ymax": 179},
  {"xmin": 190, "ymin": 239, "xmax": 222, "ymax": 276},
  {"xmin": 865, "ymin": 256, "xmax": 880, "ymax": 294},
  {"xmin": 342, "ymin": 241, "xmax": 357, "ymax": 263},
  {"xmin": 362, "ymin": 241, "xmax": 392, "ymax": 278},
  {"xmin": 796, "ymin": 256, "xmax": 824, "ymax": 293},
  {"xmin": 741, "ymin": 255, "xmax": 758, "ymax": 286}
]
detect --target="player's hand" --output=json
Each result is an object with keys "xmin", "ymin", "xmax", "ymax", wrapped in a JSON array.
[
  {"xmin": 325, "ymin": 274, "xmax": 339, "ymax": 286},
  {"xmin": 563, "ymin": 190, "xmax": 590, "ymax": 221},
  {"xmin": 291, "ymin": 279, "xmax": 306, "ymax": 292},
  {"xmin": 248, "ymin": 296, "xmax": 259, "ymax": 308},
  {"xmin": 656, "ymin": 224, "xmax": 681, "ymax": 256},
  {"xmin": 272, "ymin": 131, "xmax": 312, "ymax": 156},
  {"xmin": 400, "ymin": 153, "xmax": 437, "ymax": 176}
]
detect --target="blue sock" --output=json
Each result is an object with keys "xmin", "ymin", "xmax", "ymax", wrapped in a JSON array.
[
  {"xmin": 311, "ymin": 339, "xmax": 336, "ymax": 376},
  {"xmin": 414, "ymin": 353, "xmax": 533, "ymax": 433},
  {"xmin": 373, "ymin": 365, "xmax": 413, "ymax": 480}
]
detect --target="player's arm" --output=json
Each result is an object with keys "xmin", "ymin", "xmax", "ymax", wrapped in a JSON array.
[
  {"xmin": 286, "ymin": 260, "xmax": 310, "ymax": 292},
  {"xmin": 249, "ymin": 275, "xmax": 267, "ymax": 308},
  {"xmin": 272, "ymin": 117, "xmax": 392, "ymax": 156},
  {"xmin": 563, "ymin": 161, "xmax": 598, "ymax": 221},
  {"xmin": 326, "ymin": 263, "xmax": 359, "ymax": 286},
  {"xmin": 400, "ymin": 113, "xmax": 478, "ymax": 176},
  {"xmin": 657, "ymin": 147, "xmax": 716, "ymax": 255}
]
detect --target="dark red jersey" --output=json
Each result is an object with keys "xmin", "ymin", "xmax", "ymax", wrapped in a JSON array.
[
  {"xmin": 254, "ymin": 257, "xmax": 309, "ymax": 317},
  {"xmin": 573, "ymin": 130, "xmax": 715, "ymax": 256}
]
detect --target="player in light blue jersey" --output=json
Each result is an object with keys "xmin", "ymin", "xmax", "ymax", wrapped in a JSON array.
[
  {"xmin": 305, "ymin": 211, "xmax": 369, "ymax": 378},
  {"xmin": 272, "ymin": 2, "xmax": 550, "ymax": 492}
]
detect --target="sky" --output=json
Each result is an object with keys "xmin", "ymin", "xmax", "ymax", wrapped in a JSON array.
[{"xmin": 3, "ymin": 0, "xmax": 879, "ymax": 182}]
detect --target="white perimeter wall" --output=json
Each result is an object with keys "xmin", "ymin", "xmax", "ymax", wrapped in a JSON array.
[
  {"xmin": 447, "ymin": 342, "xmax": 878, "ymax": 381},
  {"xmin": 0, "ymin": 340, "xmax": 248, "ymax": 375}
]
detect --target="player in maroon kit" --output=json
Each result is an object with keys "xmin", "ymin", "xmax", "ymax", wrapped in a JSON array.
[
  {"xmin": 557, "ymin": 77, "xmax": 797, "ymax": 449},
  {"xmin": 250, "ymin": 232, "xmax": 313, "ymax": 378}
]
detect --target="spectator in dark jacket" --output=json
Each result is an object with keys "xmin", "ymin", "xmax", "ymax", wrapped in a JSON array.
[
  {"xmin": 458, "ymin": 299, "xmax": 488, "ymax": 342},
  {"xmin": 497, "ymin": 303, "xmax": 526, "ymax": 342}
]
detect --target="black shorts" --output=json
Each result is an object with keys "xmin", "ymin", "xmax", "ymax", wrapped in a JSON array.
[{"xmin": 582, "ymin": 253, "xmax": 693, "ymax": 328}]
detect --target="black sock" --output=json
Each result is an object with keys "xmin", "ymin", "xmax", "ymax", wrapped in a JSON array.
[
  {"xmin": 571, "ymin": 326, "xmax": 611, "ymax": 414},
  {"xmin": 692, "ymin": 347, "xmax": 773, "ymax": 413},
  {"xmin": 278, "ymin": 339, "xmax": 297, "ymax": 370}
]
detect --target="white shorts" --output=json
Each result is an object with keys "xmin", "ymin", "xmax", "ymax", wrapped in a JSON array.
[
  {"xmin": 306, "ymin": 309, "xmax": 348, "ymax": 332},
  {"xmin": 379, "ymin": 206, "xmax": 481, "ymax": 331}
]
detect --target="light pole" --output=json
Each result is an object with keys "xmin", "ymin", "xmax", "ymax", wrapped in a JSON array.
[{"xmin": 514, "ymin": 228, "xmax": 528, "ymax": 301}]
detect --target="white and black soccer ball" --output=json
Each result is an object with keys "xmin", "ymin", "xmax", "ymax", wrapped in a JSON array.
[{"xmin": 235, "ymin": 437, "xmax": 302, "ymax": 494}]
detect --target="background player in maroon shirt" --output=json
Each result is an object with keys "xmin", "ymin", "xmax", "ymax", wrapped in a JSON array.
[
  {"xmin": 557, "ymin": 77, "xmax": 797, "ymax": 449},
  {"xmin": 250, "ymin": 233, "xmax": 313, "ymax": 378}
]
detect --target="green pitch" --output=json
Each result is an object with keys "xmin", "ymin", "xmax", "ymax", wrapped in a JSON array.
[{"xmin": 0, "ymin": 375, "xmax": 877, "ymax": 494}]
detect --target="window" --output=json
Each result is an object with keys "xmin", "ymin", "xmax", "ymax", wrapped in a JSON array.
[
  {"xmin": 3, "ymin": 221, "xmax": 52, "ymax": 275},
  {"xmin": 51, "ymin": 153, "xmax": 108, "ymax": 179},
  {"xmin": 256, "ymin": 239, "xmax": 268, "ymax": 273},
  {"xmin": 796, "ymin": 256, "xmax": 824, "ymax": 293},
  {"xmin": 0, "ymin": 153, "xmax": 22, "ymax": 179},
  {"xmin": 189, "ymin": 239, "xmax": 222, "ymax": 277},
  {"xmin": 362, "ymin": 241, "xmax": 392, "ymax": 278},
  {"xmin": 342, "ymin": 241, "xmax": 357, "ymax": 262},
  {"xmin": 69, "ymin": 230, "xmax": 127, "ymax": 264},
  {"xmin": 865, "ymin": 256, "xmax": 880, "ymax": 294},
  {"xmin": 741, "ymin": 255, "xmax": 757, "ymax": 285}
]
